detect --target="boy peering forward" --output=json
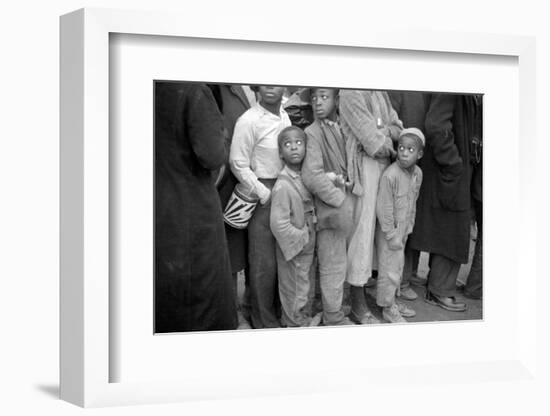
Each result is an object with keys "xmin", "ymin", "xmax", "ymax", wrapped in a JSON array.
[
  {"xmin": 230, "ymin": 86, "xmax": 291, "ymax": 328},
  {"xmin": 301, "ymin": 88, "xmax": 357, "ymax": 326},
  {"xmin": 270, "ymin": 126, "xmax": 317, "ymax": 327},
  {"xmin": 375, "ymin": 128, "xmax": 424, "ymax": 323}
]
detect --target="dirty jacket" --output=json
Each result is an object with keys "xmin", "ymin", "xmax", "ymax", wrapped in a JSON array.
[
  {"xmin": 270, "ymin": 166, "xmax": 315, "ymax": 261},
  {"xmin": 302, "ymin": 119, "xmax": 354, "ymax": 233},
  {"xmin": 376, "ymin": 162, "xmax": 423, "ymax": 244}
]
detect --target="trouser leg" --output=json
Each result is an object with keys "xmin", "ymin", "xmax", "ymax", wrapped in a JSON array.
[
  {"xmin": 277, "ymin": 243, "xmax": 315, "ymax": 327},
  {"xmin": 376, "ymin": 228, "xmax": 405, "ymax": 307},
  {"xmin": 465, "ymin": 200, "xmax": 482, "ymax": 298},
  {"xmin": 317, "ymin": 229, "xmax": 347, "ymax": 325},
  {"xmin": 247, "ymin": 193, "xmax": 279, "ymax": 329},
  {"xmin": 402, "ymin": 242, "xmax": 420, "ymax": 290},
  {"xmin": 427, "ymin": 253, "xmax": 460, "ymax": 298}
]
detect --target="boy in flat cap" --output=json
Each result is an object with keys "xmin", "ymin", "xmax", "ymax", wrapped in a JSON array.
[{"xmin": 375, "ymin": 128, "xmax": 424, "ymax": 323}]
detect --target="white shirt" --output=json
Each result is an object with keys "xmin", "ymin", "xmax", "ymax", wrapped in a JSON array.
[{"xmin": 230, "ymin": 102, "xmax": 291, "ymax": 203}]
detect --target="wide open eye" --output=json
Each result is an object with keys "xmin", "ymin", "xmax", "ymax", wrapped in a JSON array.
[{"xmin": 296, "ymin": 140, "xmax": 303, "ymax": 146}]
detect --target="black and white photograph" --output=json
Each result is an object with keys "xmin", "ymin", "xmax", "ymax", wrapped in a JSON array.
[{"xmin": 154, "ymin": 82, "xmax": 483, "ymax": 333}]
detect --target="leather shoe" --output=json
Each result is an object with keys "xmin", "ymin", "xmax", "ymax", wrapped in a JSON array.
[
  {"xmin": 457, "ymin": 284, "xmax": 482, "ymax": 300},
  {"xmin": 424, "ymin": 290, "xmax": 466, "ymax": 312}
]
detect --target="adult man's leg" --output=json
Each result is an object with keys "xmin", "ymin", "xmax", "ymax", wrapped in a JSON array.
[{"xmin": 425, "ymin": 254, "xmax": 466, "ymax": 312}]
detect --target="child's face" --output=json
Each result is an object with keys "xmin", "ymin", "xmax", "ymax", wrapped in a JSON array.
[
  {"xmin": 311, "ymin": 88, "xmax": 338, "ymax": 120},
  {"xmin": 397, "ymin": 135, "xmax": 423, "ymax": 170},
  {"xmin": 258, "ymin": 86, "xmax": 285, "ymax": 106},
  {"xmin": 279, "ymin": 130, "xmax": 306, "ymax": 167}
]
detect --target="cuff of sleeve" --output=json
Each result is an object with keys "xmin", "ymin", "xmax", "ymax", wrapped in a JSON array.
[
  {"xmin": 282, "ymin": 227, "xmax": 309, "ymax": 262},
  {"xmin": 327, "ymin": 188, "xmax": 346, "ymax": 208},
  {"xmin": 385, "ymin": 227, "xmax": 398, "ymax": 240},
  {"xmin": 369, "ymin": 130, "xmax": 387, "ymax": 157},
  {"xmin": 257, "ymin": 185, "xmax": 271, "ymax": 204}
]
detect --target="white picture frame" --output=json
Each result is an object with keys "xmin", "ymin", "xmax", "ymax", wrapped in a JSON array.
[{"xmin": 60, "ymin": 7, "xmax": 537, "ymax": 408}]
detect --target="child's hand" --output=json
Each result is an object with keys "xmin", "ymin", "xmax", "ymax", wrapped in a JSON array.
[
  {"xmin": 334, "ymin": 174, "xmax": 346, "ymax": 189},
  {"xmin": 259, "ymin": 190, "xmax": 271, "ymax": 205},
  {"xmin": 388, "ymin": 234, "xmax": 404, "ymax": 250},
  {"xmin": 326, "ymin": 172, "xmax": 337, "ymax": 182}
]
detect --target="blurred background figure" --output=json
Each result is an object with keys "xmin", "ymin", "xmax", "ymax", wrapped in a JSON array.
[
  {"xmin": 209, "ymin": 84, "xmax": 257, "ymax": 328},
  {"xmin": 155, "ymin": 82, "xmax": 237, "ymax": 332},
  {"xmin": 459, "ymin": 94, "xmax": 483, "ymax": 300}
]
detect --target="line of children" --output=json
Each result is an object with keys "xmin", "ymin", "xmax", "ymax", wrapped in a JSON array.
[{"xmin": 230, "ymin": 86, "xmax": 426, "ymax": 327}]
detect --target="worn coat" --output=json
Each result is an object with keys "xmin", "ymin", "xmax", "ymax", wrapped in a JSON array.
[
  {"xmin": 408, "ymin": 94, "xmax": 477, "ymax": 264},
  {"xmin": 155, "ymin": 82, "xmax": 237, "ymax": 332},
  {"xmin": 339, "ymin": 90, "xmax": 403, "ymax": 285},
  {"xmin": 270, "ymin": 166, "xmax": 314, "ymax": 261},
  {"xmin": 302, "ymin": 119, "xmax": 354, "ymax": 234},
  {"xmin": 388, "ymin": 91, "xmax": 431, "ymax": 130}
]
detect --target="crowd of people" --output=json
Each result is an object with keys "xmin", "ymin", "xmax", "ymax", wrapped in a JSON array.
[{"xmin": 154, "ymin": 81, "xmax": 482, "ymax": 333}]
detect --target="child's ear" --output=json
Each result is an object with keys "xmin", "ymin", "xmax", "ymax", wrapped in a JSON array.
[{"xmin": 418, "ymin": 149, "xmax": 424, "ymax": 159}]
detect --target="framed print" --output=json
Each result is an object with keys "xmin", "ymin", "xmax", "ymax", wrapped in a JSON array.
[{"xmin": 60, "ymin": 7, "xmax": 537, "ymax": 408}]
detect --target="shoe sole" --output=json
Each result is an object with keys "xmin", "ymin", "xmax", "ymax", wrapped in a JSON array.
[
  {"xmin": 398, "ymin": 294, "xmax": 418, "ymax": 301},
  {"xmin": 424, "ymin": 296, "xmax": 467, "ymax": 312}
]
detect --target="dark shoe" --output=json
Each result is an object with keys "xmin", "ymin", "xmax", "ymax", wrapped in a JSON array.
[
  {"xmin": 424, "ymin": 290, "xmax": 467, "ymax": 312},
  {"xmin": 457, "ymin": 284, "xmax": 482, "ymax": 300},
  {"xmin": 462, "ymin": 290, "xmax": 482, "ymax": 300},
  {"xmin": 349, "ymin": 285, "xmax": 380, "ymax": 324}
]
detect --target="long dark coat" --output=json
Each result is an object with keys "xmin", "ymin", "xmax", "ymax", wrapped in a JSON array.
[
  {"xmin": 388, "ymin": 91, "xmax": 431, "ymax": 129},
  {"xmin": 209, "ymin": 84, "xmax": 252, "ymax": 273},
  {"xmin": 155, "ymin": 82, "xmax": 237, "ymax": 332},
  {"xmin": 408, "ymin": 94, "xmax": 478, "ymax": 264}
]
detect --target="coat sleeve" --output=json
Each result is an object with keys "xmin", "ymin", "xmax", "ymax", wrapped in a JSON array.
[
  {"xmin": 229, "ymin": 113, "xmax": 271, "ymax": 203},
  {"xmin": 186, "ymin": 86, "xmax": 227, "ymax": 171},
  {"xmin": 424, "ymin": 94, "xmax": 464, "ymax": 181},
  {"xmin": 270, "ymin": 181, "xmax": 309, "ymax": 261},
  {"xmin": 424, "ymin": 94, "xmax": 464, "ymax": 208},
  {"xmin": 383, "ymin": 92, "xmax": 404, "ymax": 141},
  {"xmin": 376, "ymin": 173, "xmax": 398, "ymax": 240},
  {"xmin": 339, "ymin": 90, "xmax": 389, "ymax": 157},
  {"xmin": 302, "ymin": 127, "xmax": 345, "ymax": 208}
]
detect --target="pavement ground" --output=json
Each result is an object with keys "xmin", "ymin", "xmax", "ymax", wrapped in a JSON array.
[{"xmin": 236, "ymin": 224, "xmax": 482, "ymax": 328}]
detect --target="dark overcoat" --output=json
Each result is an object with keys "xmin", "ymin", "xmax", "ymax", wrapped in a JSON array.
[
  {"xmin": 388, "ymin": 91, "xmax": 431, "ymax": 129},
  {"xmin": 209, "ymin": 85, "xmax": 252, "ymax": 273},
  {"xmin": 155, "ymin": 82, "xmax": 237, "ymax": 332},
  {"xmin": 408, "ymin": 94, "xmax": 477, "ymax": 264}
]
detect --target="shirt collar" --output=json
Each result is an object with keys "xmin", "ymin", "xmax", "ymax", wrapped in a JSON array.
[
  {"xmin": 256, "ymin": 101, "xmax": 286, "ymax": 118},
  {"xmin": 322, "ymin": 117, "xmax": 340, "ymax": 128},
  {"xmin": 282, "ymin": 165, "xmax": 301, "ymax": 179}
]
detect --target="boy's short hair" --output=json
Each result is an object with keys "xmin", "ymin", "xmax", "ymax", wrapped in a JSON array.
[
  {"xmin": 298, "ymin": 87, "xmax": 340, "ymax": 103},
  {"xmin": 399, "ymin": 127, "xmax": 425, "ymax": 149},
  {"xmin": 278, "ymin": 126, "xmax": 306, "ymax": 149}
]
